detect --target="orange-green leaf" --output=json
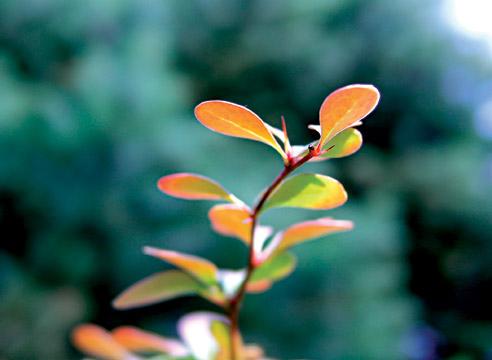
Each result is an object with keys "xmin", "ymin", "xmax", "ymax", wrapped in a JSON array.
[
  {"xmin": 246, "ymin": 279, "xmax": 272, "ymax": 293},
  {"xmin": 158, "ymin": 173, "xmax": 234, "ymax": 202},
  {"xmin": 144, "ymin": 246, "xmax": 218, "ymax": 285},
  {"xmin": 319, "ymin": 84, "xmax": 379, "ymax": 148},
  {"xmin": 290, "ymin": 128, "xmax": 363, "ymax": 161},
  {"xmin": 112, "ymin": 326, "xmax": 188, "ymax": 357},
  {"xmin": 314, "ymin": 128, "xmax": 363, "ymax": 160},
  {"xmin": 250, "ymin": 252, "xmax": 296, "ymax": 285},
  {"xmin": 208, "ymin": 204, "xmax": 252, "ymax": 244},
  {"xmin": 178, "ymin": 312, "xmax": 229, "ymax": 360},
  {"xmin": 194, "ymin": 100, "xmax": 285, "ymax": 158},
  {"xmin": 71, "ymin": 324, "xmax": 135, "ymax": 360},
  {"xmin": 113, "ymin": 270, "xmax": 204, "ymax": 310},
  {"xmin": 262, "ymin": 173, "xmax": 347, "ymax": 211},
  {"xmin": 273, "ymin": 217, "xmax": 353, "ymax": 253}
]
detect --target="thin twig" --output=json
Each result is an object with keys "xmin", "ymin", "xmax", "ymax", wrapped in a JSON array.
[{"xmin": 227, "ymin": 147, "xmax": 318, "ymax": 359}]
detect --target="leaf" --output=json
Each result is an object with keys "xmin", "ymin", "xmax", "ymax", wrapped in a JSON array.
[
  {"xmin": 113, "ymin": 270, "xmax": 204, "ymax": 310},
  {"xmin": 245, "ymin": 279, "xmax": 272, "ymax": 293},
  {"xmin": 250, "ymin": 252, "xmax": 297, "ymax": 285},
  {"xmin": 112, "ymin": 326, "xmax": 189, "ymax": 357},
  {"xmin": 271, "ymin": 217, "xmax": 353, "ymax": 253},
  {"xmin": 319, "ymin": 84, "xmax": 380, "ymax": 148},
  {"xmin": 144, "ymin": 246, "xmax": 218, "ymax": 285},
  {"xmin": 177, "ymin": 312, "xmax": 229, "ymax": 360},
  {"xmin": 194, "ymin": 100, "xmax": 285, "ymax": 158},
  {"xmin": 262, "ymin": 173, "xmax": 347, "ymax": 211},
  {"xmin": 314, "ymin": 128, "xmax": 363, "ymax": 160},
  {"xmin": 291, "ymin": 128, "xmax": 363, "ymax": 162},
  {"xmin": 210, "ymin": 321, "xmax": 231, "ymax": 360},
  {"xmin": 71, "ymin": 324, "xmax": 136, "ymax": 360},
  {"xmin": 158, "ymin": 173, "xmax": 234, "ymax": 202},
  {"xmin": 208, "ymin": 204, "xmax": 252, "ymax": 244}
]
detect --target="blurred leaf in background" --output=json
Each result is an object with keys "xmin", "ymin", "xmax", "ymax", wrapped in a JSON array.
[{"xmin": 1, "ymin": 0, "xmax": 492, "ymax": 359}]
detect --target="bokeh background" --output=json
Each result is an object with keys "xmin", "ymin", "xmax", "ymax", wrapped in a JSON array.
[{"xmin": 1, "ymin": 0, "xmax": 492, "ymax": 359}]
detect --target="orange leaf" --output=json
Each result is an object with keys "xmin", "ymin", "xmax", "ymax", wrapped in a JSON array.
[
  {"xmin": 112, "ymin": 326, "xmax": 188, "ymax": 357},
  {"xmin": 144, "ymin": 246, "xmax": 218, "ymax": 285},
  {"xmin": 195, "ymin": 100, "xmax": 285, "ymax": 158},
  {"xmin": 319, "ymin": 84, "xmax": 379, "ymax": 148},
  {"xmin": 208, "ymin": 204, "xmax": 252, "ymax": 244},
  {"xmin": 246, "ymin": 279, "xmax": 272, "ymax": 293},
  {"xmin": 158, "ymin": 173, "xmax": 233, "ymax": 201},
  {"xmin": 71, "ymin": 324, "xmax": 134, "ymax": 360},
  {"xmin": 273, "ymin": 217, "xmax": 353, "ymax": 253}
]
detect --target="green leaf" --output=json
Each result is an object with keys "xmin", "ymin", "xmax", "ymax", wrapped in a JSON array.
[
  {"xmin": 112, "ymin": 270, "xmax": 204, "ymax": 310},
  {"xmin": 262, "ymin": 173, "xmax": 347, "ymax": 211},
  {"xmin": 316, "ymin": 128, "xmax": 363, "ymax": 160},
  {"xmin": 250, "ymin": 252, "xmax": 297, "ymax": 284}
]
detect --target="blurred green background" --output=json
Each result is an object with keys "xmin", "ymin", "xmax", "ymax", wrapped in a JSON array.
[{"xmin": 1, "ymin": 0, "xmax": 492, "ymax": 359}]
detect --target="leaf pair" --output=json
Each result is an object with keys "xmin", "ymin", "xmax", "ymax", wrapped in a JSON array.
[
  {"xmin": 71, "ymin": 324, "xmax": 188, "ymax": 360},
  {"xmin": 113, "ymin": 247, "xmax": 227, "ymax": 310},
  {"xmin": 193, "ymin": 84, "xmax": 379, "ymax": 161},
  {"xmin": 159, "ymin": 172, "xmax": 348, "ymax": 213},
  {"xmin": 72, "ymin": 312, "xmax": 262, "ymax": 360},
  {"xmin": 113, "ymin": 246, "xmax": 299, "ymax": 311}
]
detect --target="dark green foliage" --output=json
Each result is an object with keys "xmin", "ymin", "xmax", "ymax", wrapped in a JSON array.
[{"xmin": 1, "ymin": 0, "xmax": 492, "ymax": 359}]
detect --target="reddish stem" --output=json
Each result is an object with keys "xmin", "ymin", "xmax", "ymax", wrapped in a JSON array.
[{"xmin": 227, "ymin": 147, "xmax": 317, "ymax": 359}]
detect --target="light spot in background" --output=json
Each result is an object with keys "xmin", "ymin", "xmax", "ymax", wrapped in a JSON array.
[
  {"xmin": 445, "ymin": 0, "xmax": 492, "ymax": 51},
  {"xmin": 475, "ymin": 99, "xmax": 492, "ymax": 139},
  {"xmin": 444, "ymin": 0, "xmax": 492, "ymax": 140}
]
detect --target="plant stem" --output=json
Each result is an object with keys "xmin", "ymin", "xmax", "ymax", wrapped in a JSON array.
[{"xmin": 227, "ymin": 147, "xmax": 317, "ymax": 359}]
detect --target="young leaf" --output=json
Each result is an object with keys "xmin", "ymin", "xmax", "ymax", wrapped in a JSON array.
[
  {"xmin": 144, "ymin": 246, "xmax": 218, "ymax": 285},
  {"xmin": 158, "ymin": 173, "xmax": 234, "ymax": 202},
  {"xmin": 272, "ymin": 217, "xmax": 353, "ymax": 253},
  {"xmin": 262, "ymin": 173, "xmax": 347, "ymax": 211},
  {"xmin": 250, "ymin": 252, "xmax": 297, "ymax": 284},
  {"xmin": 194, "ymin": 100, "xmax": 285, "ymax": 158},
  {"xmin": 319, "ymin": 84, "xmax": 380, "ymax": 148},
  {"xmin": 113, "ymin": 270, "xmax": 204, "ymax": 310},
  {"xmin": 71, "ymin": 324, "xmax": 136, "ymax": 360},
  {"xmin": 177, "ymin": 312, "xmax": 229, "ymax": 360},
  {"xmin": 208, "ymin": 204, "xmax": 252, "ymax": 244},
  {"xmin": 314, "ymin": 128, "xmax": 363, "ymax": 160},
  {"xmin": 112, "ymin": 326, "xmax": 189, "ymax": 357},
  {"xmin": 291, "ymin": 128, "xmax": 363, "ymax": 162}
]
